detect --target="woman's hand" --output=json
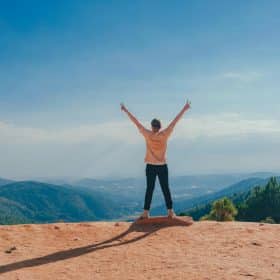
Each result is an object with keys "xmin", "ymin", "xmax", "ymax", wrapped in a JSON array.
[
  {"xmin": 184, "ymin": 99, "xmax": 191, "ymax": 110},
  {"xmin": 120, "ymin": 102, "xmax": 128, "ymax": 113}
]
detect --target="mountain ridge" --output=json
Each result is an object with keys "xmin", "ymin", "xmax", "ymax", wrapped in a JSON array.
[{"xmin": 0, "ymin": 181, "xmax": 126, "ymax": 224}]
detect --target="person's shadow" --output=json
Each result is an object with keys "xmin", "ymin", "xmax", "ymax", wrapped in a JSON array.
[{"xmin": 0, "ymin": 220, "xmax": 191, "ymax": 274}]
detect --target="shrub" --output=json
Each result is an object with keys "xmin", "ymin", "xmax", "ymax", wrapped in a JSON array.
[{"xmin": 200, "ymin": 197, "xmax": 238, "ymax": 222}]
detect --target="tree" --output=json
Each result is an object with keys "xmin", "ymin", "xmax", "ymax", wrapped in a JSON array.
[
  {"xmin": 236, "ymin": 177, "xmax": 280, "ymax": 223},
  {"xmin": 200, "ymin": 197, "xmax": 238, "ymax": 221}
]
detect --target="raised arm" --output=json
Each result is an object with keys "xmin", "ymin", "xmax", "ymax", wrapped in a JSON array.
[
  {"xmin": 120, "ymin": 103, "xmax": 146, "ymax": 132},
  {"xmin": 164, "ymin": 100, "xmax": 191, "ymax": 136}
]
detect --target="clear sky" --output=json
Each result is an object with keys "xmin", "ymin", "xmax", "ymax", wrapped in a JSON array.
[{"xmin": 1, "ymin": 0, "xmax": 280, "ymax": 179}]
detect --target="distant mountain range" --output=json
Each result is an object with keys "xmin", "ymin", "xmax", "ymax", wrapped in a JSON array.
[
  {"xmin": 0, "ymin": 181, "xmax": 135, "ymax": 224},
  {"xmin": 71, "ymin": 172, "xmax": 277, "ymax": 208},
  {"xmin": 150, "ymin": 177, "xmax": 272, "ymax": 216},
  {"xmin": 0, "ymin": 172, "xmax": 279, "ymax": 224},
  {"xmin": 0, "ymin": 177, "xmax": 13, "ymax": 187}
]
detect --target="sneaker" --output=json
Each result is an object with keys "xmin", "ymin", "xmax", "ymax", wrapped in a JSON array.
[
  {"xmin": 167, "ymin": 209, "xmax": 176, "ymax": 218},
  {"xmin": 139, "ymin": 210, "xmax": 149, "ymax": 219}
]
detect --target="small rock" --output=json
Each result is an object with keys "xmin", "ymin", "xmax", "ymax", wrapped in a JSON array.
[
  {"xmin": 54, "ymin": 225, "xmax": 60, "ymax": 230},
  {"xmin": 251, "ymin": 241, "xmax": 261, "ymax": 246},
  {"xmin": 240, "ymin": 273, "xmax": 254, "ymax": 277},
  {"xmin": 79, "ymin": 223, "xmax": 91, "ymax": 227},
  {"xmin": 5, "ymin": 246, "xmax": 17, "ymax": 254},
  {"xmin": 115, "ymin": 222, "xmax": 120, "ymax": 226},
  {"xmin": 23, "ymin": 224, "xmax": 31, "ymax": 228},
  {"xmin": 73, "ymin": 237, "xmax": 81, "ymax": 241}
]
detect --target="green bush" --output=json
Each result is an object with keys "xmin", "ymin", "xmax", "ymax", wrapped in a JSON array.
[{"xmin": 200, "ymin": 197, "xmax": 238, "ymax": 221}]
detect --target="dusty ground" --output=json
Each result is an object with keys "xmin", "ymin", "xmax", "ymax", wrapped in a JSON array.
[{"xmin": 0, "ymin": 220, "xmax": 280, "ymax": 280}]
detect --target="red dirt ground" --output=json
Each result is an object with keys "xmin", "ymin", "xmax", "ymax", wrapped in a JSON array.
[{"xmin": 1, "ymin": 220, "xmax": 280, "ymax": 280}]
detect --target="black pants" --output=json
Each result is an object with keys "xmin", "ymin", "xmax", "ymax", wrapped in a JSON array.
[{"xmin": 144, "ymin": 163, "xmax": 173, "ymax": 210}]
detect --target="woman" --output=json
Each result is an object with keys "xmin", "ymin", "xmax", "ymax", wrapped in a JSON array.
[{"xmin": 120, "ymin": 100, "xmax": 191, "ymax": 219}]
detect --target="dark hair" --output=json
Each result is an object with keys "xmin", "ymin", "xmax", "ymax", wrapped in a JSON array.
[{"xmin": 151, "ymin": 118, "xmax": 161, "ymax": 129}]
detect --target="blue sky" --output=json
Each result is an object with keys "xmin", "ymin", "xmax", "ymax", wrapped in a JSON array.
[{"xmin": 0, "ymin": 0, "xmax": 280, "ymax": 179}]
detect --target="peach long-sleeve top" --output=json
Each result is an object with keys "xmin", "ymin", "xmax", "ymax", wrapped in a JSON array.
[{"xmin": 138, "ymin": 125, "xmax": 174, "ymax": 165}]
